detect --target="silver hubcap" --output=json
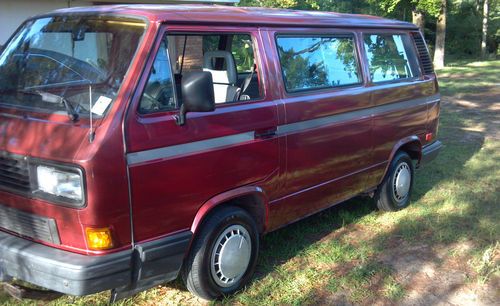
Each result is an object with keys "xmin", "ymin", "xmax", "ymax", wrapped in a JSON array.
[
  {"xmin": 392, "ymin": 162, "xmax": 411, "ymax": 203},
  {"xmin": 210, "ymin": 225, "xmax": 252, "ymax": 288}
]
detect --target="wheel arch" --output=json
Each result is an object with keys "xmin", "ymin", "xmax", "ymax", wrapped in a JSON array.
[
  {"xmin": 190, "ymin": 186, "xmax": 269, "ymax": 236},
  {"xmin": 379, "ymin": 136, "xmax": 422, "ymax": 185}
]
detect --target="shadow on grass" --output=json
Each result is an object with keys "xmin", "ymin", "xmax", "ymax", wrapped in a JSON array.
[{"xmin": 437, "ymin": 61, "xmax": 500, "ymax": 96}]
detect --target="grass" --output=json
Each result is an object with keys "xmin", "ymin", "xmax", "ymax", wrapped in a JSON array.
[
  {"xmin": 437, "ymin": 60, "xmax": 500, "ymax": 96},
  {"xmin": 1, "ymin": 60, "xmax": 499, "ymax": 305}
]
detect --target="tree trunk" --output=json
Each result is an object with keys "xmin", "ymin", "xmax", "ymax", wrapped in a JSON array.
[
  {"xmin": 412, "ymin": 10, "xmax": 425, "ymax": 37},
  {"xmin": 481, "ymin": 0, "xmax": 489, "ymax": 59},
  {"xmin": 434, "ymin": 0, "xmax": 447, "ymax": 69}
]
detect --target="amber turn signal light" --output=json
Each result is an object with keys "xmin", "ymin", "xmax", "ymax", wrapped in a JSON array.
[{"xmin": 85, "ymin": 227, "xmax": 114, "ymax": 250}]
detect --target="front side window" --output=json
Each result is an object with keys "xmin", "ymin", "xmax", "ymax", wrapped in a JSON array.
[
  {"xmin": 231, "ymin": 34, "xmax": 255, "ymax": 73},
  {"xmin": 0, "ymin": 16, "xmax": 146, "ymax": 117},
  {"xmin": 139, "ymin": 39, "xmax": 175, "ymax": 114},
  {"xmin": 363, "ymin": 34, "xmax": 417, "ymax": 83},
  {"xmin": 139, "ymin": 32, "xmax": 262, "ymax": 112},
  {"xmin": 276, "ymin": 36, "xmax": 360, "ymax": 92}
]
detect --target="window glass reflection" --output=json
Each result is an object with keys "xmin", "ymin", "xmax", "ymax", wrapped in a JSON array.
[
  {"xmin": 363, "ymin": 34, "xmax": 415, "ymax": 82},
  {"xmin": 277, "ymin": 36, "xmax": 360, "ymax": 92}
]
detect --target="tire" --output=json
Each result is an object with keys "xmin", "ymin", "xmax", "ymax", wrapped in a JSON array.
[
  {"xmin": 182, "ymin": 206, "xmax": 259, "ymax": 300},
  {"xmin": 375, "ymin": 151, "xmax": 415, "ymax": 212}
]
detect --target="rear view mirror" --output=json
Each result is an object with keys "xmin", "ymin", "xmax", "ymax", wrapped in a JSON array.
[{"xmin": 175, "ymin": 72, "xmax": 215, "ymax": 126}]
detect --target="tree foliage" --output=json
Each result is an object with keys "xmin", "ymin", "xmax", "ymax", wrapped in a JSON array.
[{"xmin": 239, "ymin": 0, "xmax": 500, "ymax": 59}]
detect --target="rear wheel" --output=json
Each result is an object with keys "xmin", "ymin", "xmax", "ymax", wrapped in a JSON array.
[
  {"xmin": 182, "ymin": 206, "xmax": 259, "ymax": 300},
  {"xmin": 375, "ymin": 151, "xmax": 415, "ymax": 211}
]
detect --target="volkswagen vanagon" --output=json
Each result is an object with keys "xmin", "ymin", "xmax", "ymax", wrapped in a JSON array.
[{"xmin": 0, "ymin": 3, "xmax": 442, "ymax": 301}]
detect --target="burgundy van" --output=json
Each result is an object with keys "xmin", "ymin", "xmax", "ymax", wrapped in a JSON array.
[{"xmin": 0, "ymin": 4, "xmax": 441, "ymax": 301}]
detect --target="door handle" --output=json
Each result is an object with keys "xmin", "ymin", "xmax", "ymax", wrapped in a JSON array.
[{"xmin": 255, "ymin": 127, "xmax": 277, "ymax": 139}]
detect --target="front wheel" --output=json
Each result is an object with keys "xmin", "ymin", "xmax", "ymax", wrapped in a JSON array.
[
  {"xmin": 375, "ymin": 151, "xmax": 415, "ymax": 211},
  {"xmin": 182, "ymin": 206, "xmax": 259, "ymax": 300}
]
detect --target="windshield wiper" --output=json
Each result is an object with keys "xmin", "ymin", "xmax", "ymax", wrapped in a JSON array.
[{"xmin": 20, "ymin": 90, "xmax": 79, "ymax": 121}]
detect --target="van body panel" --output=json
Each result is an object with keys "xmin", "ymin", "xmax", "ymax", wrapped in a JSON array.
[
  {"xmin": 371, "ymin": 80, "xmax": 439, "ymax": 166},
  {"xmin": 267, "ymin": 163, "xmax": 384, "ymax": 231},
  {"xmin": 127, "ymin": 133, "xmax": 279, "ymax": 242},
  {"xmin": 0, "ymin": 112, "xmax": 88, "ymax": 162},
  {"xmin": 0, "ymin": 5, "xmax": 441, "ymax": 298}
]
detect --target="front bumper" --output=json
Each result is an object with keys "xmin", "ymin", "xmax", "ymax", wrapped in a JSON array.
[
  {"xmin": 0, "ymin": 230, "xmax": 191, "ymax": 296},
  {"xmin": 420, "ymin": 140, "xmax": 443, "ymax": 167}
]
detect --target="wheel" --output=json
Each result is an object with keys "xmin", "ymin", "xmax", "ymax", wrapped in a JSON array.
[
  {"xmin": 375, "ymin": 151, "xmax": 415, "ymax": 211},
  {"xmin": 182, "ymin": 206, "xmax": 259, "ymax": 300}
]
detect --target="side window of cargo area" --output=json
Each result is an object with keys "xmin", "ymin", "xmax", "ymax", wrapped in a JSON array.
[
  {"xmin": 276, "ymin": 36, "xmax": 361, "ymax": 92},
  {"xmin": 363, "ymin": 34, "xmax": 418, "ymax": 83}
]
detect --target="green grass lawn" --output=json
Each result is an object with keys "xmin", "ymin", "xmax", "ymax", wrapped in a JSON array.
[{"xmin": 1, "ymin": 60, "xmax": 499, "ymax": 305}]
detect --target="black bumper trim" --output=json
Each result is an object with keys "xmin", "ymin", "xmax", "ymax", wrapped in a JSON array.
[
  {"xmin": 136, "ymin": 230, "xmax": 192, "ymax": 281},
  {"xmin": 0, "ymin": 230, "xmax": 192, "ymax": 296},
  {"xmin": 420, "ymin": 140, "xmax": 443, "ymax": 167},
  {"xmin": 111, "ymin": 231, "xmax": 193, "ymax": 301}
]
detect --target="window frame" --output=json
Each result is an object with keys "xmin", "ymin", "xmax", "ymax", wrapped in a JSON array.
[
  {"xmin": 360, "ymin": 31, "xmax": 421, "ymax": 85},
  {"xmin": 135, "ymin": 28, "xmax": 266, "ymax": 117},
  {"xmin": 274, "ymin": 33, "xmax": 364, "ymax": 95}
]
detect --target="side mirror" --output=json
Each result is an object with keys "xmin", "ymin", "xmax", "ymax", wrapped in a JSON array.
[{"xmin": 175, "ymin": 72, "xmax": 215, "ymax": 126}]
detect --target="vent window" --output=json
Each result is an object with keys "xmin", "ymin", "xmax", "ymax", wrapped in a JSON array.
[{"xmin": 412, "ymin": 32, "xmax": 434, "ymax": 75}]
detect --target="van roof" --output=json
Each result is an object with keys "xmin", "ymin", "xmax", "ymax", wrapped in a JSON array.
[{"xmin": 49, "ymin": 4, "xmax": 418, "ymax": 30}]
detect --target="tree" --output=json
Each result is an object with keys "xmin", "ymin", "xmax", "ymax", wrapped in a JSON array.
[
  {"xmin": 412, "ymin": 9, "xmax": 426, "ymax": 35},
  {"xmin": 367, "ymin": 1, "xmax": 441, "ymax": 36},
  {"xmin": 433, "ymin": 0, "xmax": 447, "ymax": 69},
  {"xmin": 481, "ymin": 0, "xmax": 490, "ymax": 58},
  {"xmin": 239, "ymin": 0, "xmax": 297, "ymax": 8},
  {"xmin": 239, "ymin": 0, "xmax": 373, "ymax": 13}
]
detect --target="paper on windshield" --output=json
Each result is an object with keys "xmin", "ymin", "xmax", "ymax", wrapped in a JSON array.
[{"xmin": 91, "ymin": 96, "xmax": 112, "ymax": 116}]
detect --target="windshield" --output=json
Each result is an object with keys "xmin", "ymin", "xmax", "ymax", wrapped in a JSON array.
[{"xmin": 0, "ymin": 16, "xmax": 146, "ymax": 117}]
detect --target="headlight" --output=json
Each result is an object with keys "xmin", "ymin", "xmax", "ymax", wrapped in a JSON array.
[{"xmin": 36, "ymin": 165, "xmax": 84, "ymax": 204}]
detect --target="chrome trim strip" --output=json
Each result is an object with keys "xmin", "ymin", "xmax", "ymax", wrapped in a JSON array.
[
  {"xmin": 277, "ymin": 94, "xmax": 440, "ymax": 135},
  {"xmin": 127, "ymin": 94, "xmax": 439, "ymax": 165},
  {"xmin": 127, "ymin": 131, "xmax": 255, "ymax": 165}
]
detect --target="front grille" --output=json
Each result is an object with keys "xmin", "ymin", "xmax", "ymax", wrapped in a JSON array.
[
  {"xmin": 0, "ymin": 153, "xmax": 31, "ymax": 194},
  {"xmin": 0, "ymin": 205, "xmax": 60, "ymax": 244},
  {"xmin": 412, "ymin": 32, "xmax": 434, "ymax": 75}
]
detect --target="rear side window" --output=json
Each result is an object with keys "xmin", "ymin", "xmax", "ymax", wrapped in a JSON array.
[
  {"xmin": 276, "ymin": 36, "xmax": 360, "ymax": 92},
  {"xmin": 363, "ymin": 34, "xmax": 417, "ymax": 83}
]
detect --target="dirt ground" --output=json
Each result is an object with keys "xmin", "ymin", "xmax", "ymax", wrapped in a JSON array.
[
  {"xmin": 322, "ymin": 227, "xmax": 499, "ymax": 306},
  {"xmin": 329, "ymin": 87, "xmax": 500, "ymax": 306},
  {"xmin": 442, "ymin": 90, "xmax": 500, "ymax": 141}
]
